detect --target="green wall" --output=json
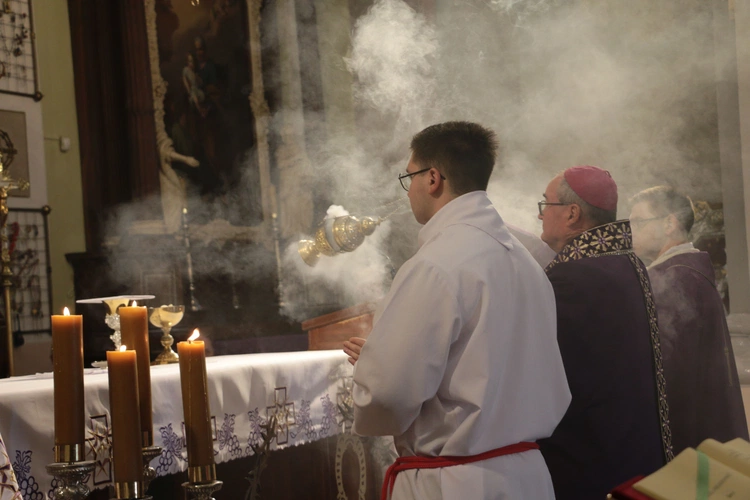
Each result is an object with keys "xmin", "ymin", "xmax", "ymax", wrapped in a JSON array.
[{"xmin": 35, "ymin": 0, "xmax": 85, "ymax": 313}]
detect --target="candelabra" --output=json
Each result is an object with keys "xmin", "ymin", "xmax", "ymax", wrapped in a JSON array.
[
  {"xmin": 46, "ymin": 461, "xmax": 96, "ymax": 500},
  {"xmin": 142, "ymin": 445, "xmax": 162, "ymax": 491},
  {"xmin": 271, "ymin": 212, "xmax": 285, "ymax": 308},
  {"xmin": 183, "ymin": 465, "xmax": 223, "ymax": 500},
  {"xmin": 46, "ymin": 445, "xmax": 95, "ymax": 500},
  {"xmin": 0, "ymin": 131, "xmax": 28, "ymax": 377},
  {"xmin": 182, "ymin": 207, "xmax": 202, "ymax": 312}
]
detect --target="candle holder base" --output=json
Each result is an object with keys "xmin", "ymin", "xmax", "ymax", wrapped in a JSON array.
[
  {"xmin": 183, "ymin": 480, "xmax": 223, "ymax": 500},
  {"xmin": 46, "ymin": 460, "xmax": 95, "ymax": 500},
  {"xmin": 142, "ymin": 445, "xmax": 162, "ymax": 492}
]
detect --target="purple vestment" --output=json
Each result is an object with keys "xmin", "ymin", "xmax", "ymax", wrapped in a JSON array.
[
  {"xmin": 538, "ymin": 220, "xmax": 672, "ymax": 500},
  {"xmin": 649, "ymin": 250, "xmax": 748, "ymax": 453}
]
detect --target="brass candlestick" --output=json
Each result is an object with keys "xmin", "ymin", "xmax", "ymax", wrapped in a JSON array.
[
  {"xmin": 149, "ymin": 305, "xmax": 184, "ymax": 364},
  {"xmin": 45, "ymin": 460, "xmax": 96, "ymax": 500},
  {"xmin": 142, "ymin": 445, "xmax": 162, "ymax": 492},
  {"xmin": 297, "ymin": 215, "xmax": 381, "ymax": 267},
  {"xmin": 0, "ymin": 138, "xmax": 29, "ymax": 378}
]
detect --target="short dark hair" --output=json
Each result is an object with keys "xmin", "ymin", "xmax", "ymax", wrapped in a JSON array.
[
  {"xmin": 557, "ymin": 176, "xmax": 617, "ymax": 226},
  {"xmin": 630, "ymin": 186, "xmax": 695, "ymax": 233},
  {"xmin": 410, "ymin": 121, "xmax": 498, "ymax": 195}
]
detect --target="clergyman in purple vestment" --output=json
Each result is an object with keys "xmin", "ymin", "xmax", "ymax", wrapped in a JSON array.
[
  {"xmin": 630, "ymin": 186, "xmax": 748, "ymax": 454},
  {"xmin": 536, "ymin": 166, "xmax": 673, "ymax": 500}
]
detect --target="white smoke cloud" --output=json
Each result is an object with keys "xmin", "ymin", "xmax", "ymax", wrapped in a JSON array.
[
  {"xmin": 279, "ymin": 205, "xmax": 393, "ymax": 321},
  {"xmin": 345, "ymin": 0, "xmax": 438, "ymax": 128},
  {"xmin": 104, "ymin": 0, "xmax": 727, "ymax": 322}
]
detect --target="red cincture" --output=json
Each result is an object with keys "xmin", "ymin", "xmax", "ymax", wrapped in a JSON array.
[{"xmin": 381, "ymin": 441, "xmax": 540, "ymax": 500}]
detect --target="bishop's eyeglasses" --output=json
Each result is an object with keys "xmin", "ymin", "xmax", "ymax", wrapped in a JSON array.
[
  {"xmin": 398, "ymin": 168, "xmax": 446, "ymax": 191},
  {"xmin": 537, "ymin": 201, "xmax": 570, "ymax": 216}
]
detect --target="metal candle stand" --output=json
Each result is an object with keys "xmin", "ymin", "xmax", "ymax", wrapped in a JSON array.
[
  {"xmin": 142, "ymin": 445, "xmax": 162, "ymax": 492},
  {"xmin": 45, "ymin": 444, "xmax": 95, "ymax": 500},
  {"xmin": 181, "ymin": 207, "xmax": 201, "ymax": 312},
  {"xmin": 45, "ymin": 461, "xmax": 96, "ymax": 500},
  {"xmin": 183, "ymin": 480, "xmax": 224, "ymax": 500},
  {"xmin": 183, "ymin": 464, "xmax": 223, "ymax": 500}
]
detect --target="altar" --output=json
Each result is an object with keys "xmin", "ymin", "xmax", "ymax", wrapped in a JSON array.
[{"xmin": 0, "ymin": 350, "xmax": 388, "ymax": 499}]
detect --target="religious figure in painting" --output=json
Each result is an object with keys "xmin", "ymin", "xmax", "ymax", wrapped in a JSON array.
[{"xmin": 156, "ymin": 0, "xmax": 261, "ymax": 226}]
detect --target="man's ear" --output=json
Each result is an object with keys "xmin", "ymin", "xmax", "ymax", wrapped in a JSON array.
[
  {"xmin": 567, "ymin": 203, "xmax": 583, "ymax": 225},
  {"xmin": 664, "ymin": 213, "xmax": 680, "ymax": 236},
  {"xmin": 427, "ymin": 168, "xmax": 443, "ymax": 195}
]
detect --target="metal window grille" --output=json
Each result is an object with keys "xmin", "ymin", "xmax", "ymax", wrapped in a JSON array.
[{"xmin": 1, "ymin": 205, "xmax": 51, "ymax": 334}]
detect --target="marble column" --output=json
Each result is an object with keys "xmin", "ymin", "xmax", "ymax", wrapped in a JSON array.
[
  {"xmin": 716, "ymin": 0, "xmax": 750, "ymax": 315},
  {"xmin": 718, "ymin": 0, "xmax": 750, "ymax": 397}
]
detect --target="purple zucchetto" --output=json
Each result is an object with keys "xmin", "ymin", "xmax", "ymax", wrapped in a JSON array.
[{"xmin": 563, "ymin": 165, "xmax": 618, "ymax": 211}]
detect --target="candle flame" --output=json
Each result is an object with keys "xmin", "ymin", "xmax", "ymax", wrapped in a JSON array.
[
  {"xmin": 119, "ymin": 345, "xmax": 127, "ymax": 351},
  {"xmin": 188, "ymin": 329, "xmax": 200, "ymax": 342},
  {"xmin": 132, "ymin": 300, "xmax": 137, "ymax": 307},
  {"xmin": 63, "ymin": 307, "xmax": 70, "ymax": 316}
]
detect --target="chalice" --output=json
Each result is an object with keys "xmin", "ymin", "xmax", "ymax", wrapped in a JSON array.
[
  {"xmin": 76, "ymin": 295, "xmax": 155, "ymax": 368},
  {"xmin": 150, "ymin": 305, "xmax": 184, "ymax": 365}
]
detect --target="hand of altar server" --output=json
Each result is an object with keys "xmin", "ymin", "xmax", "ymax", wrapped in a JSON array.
[{"xmin": 343, "ymin": 337, "xmax": 367, "ymax": 366}]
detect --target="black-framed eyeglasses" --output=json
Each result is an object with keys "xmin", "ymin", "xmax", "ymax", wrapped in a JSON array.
[
  {"xmin": 398, "ymin": 167, "xmax": 445, "ymax": 191},
  {"xmin": 629, "ymin": 216, "xmax": 667, "ymax": 229},
  {"xmin": 538, "ymin": 200, "xmax": 570, "ymax": 216}
]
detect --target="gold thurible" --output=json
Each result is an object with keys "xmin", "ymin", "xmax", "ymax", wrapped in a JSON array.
[{"xmin": 297, "ymin": 215, "xmax": 381, "ymax": 267}]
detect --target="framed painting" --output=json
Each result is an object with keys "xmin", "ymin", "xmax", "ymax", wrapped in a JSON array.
[{"xmin": 146, "ymin": 0, "xmax": 273, "ymax": 235}]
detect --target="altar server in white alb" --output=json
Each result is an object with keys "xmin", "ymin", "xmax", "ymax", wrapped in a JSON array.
[{"xmin": 343, "ymin": 121, "xmax": 571, "ymax": 500}]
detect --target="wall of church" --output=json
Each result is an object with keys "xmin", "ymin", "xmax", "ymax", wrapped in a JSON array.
[
  {"xmin": 4, "ymin": 0, "xmax": 86, "ymax": 375},
  {"xmin": 35, "ymin": 0, "xmax": 85, "ymax": 318}
]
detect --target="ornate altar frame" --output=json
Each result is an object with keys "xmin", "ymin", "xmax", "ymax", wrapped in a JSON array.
[{"xmin": 143, "ymin": 0, "xmax": 275, "ymax": 248}]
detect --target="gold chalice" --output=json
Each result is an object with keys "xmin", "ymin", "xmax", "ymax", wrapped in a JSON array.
[
  {"xmin": 76, "ymin": 294, "xmax": 155, "ymax": 368},
  {"xmin": 149, "ymin": 305, "xmax": 184, "ymax": 365},
  {"xmin": 298, "ymin": 215, "xmax": 381, "ymax": 267}
]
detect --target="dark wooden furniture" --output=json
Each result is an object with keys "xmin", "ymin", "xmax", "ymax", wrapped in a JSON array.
[{"xmin": 302, "ymin": 303, "xmax": 375, "ymax": 351}]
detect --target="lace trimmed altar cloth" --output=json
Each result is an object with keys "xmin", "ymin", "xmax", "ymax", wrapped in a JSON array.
[{"xmin": 0, "ymin": 350, "xmax": 352, "ymax": 499}]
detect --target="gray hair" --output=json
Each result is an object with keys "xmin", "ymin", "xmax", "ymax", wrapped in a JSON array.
[
  {"xmin": 629, "ymin": 186, "xmax": 694, "ymax": 234},
  {"xmin": 557, "ymin": 177, "xmax": 617, "ymax": 227}
]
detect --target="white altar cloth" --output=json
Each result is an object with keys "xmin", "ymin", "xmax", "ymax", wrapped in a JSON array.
[{"xmin": 0, "ymin": 350, "xmax": 352, "ymax": 499}]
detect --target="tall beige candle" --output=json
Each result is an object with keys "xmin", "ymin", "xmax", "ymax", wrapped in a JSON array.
[
  {"xmin": 107, "ymin": 346, "xmax": 143, "ymax": 484},
  {"xmin": 119, "ymin": 303, "xmax": 153, "ymax": 446},
  {"xmin": 177, "ymin": 330, "xmax": 214, "ymax": 469},
  {"xmin": 51, "ymin": 307, "xmax": 85, "ymax": 461}
]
